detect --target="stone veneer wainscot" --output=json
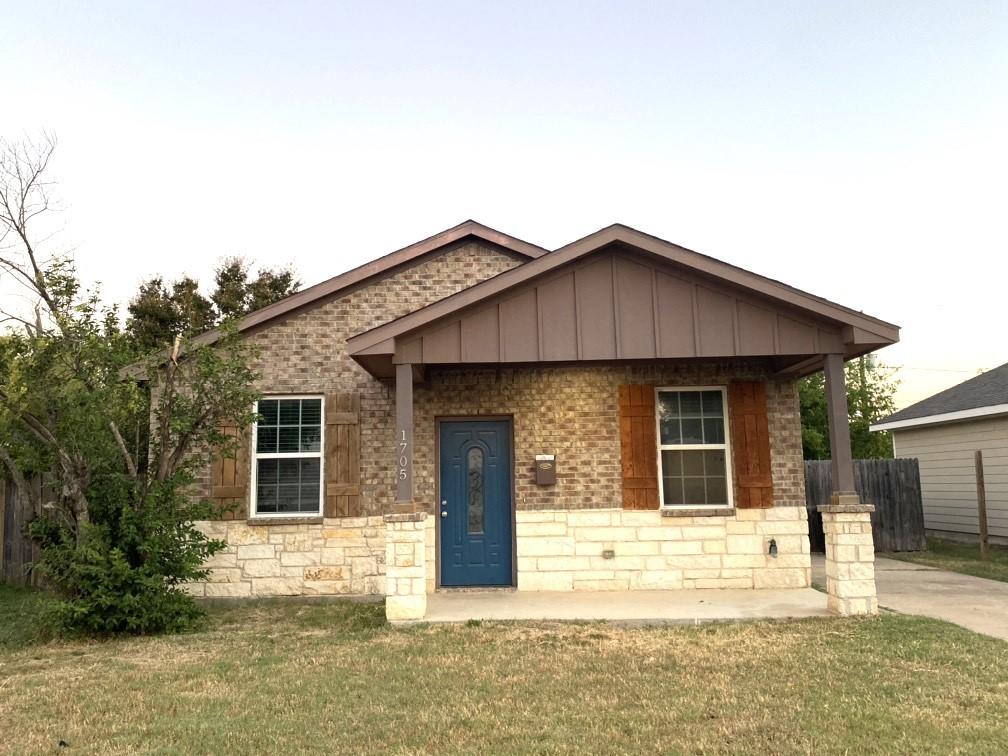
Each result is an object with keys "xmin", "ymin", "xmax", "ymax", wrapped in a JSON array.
[
  {"xmin": 515, "ymin": 507, "xmax": 810, "ymax": 591},
  {"xmin": 187, "ymin": 517, "xmax": 436, "ymax": 598},
  {"xmin": 188, "ymin": 506, "xmax": 810, "ymax": 597}
]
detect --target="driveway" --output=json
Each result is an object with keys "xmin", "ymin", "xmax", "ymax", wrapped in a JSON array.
[{"xmin": 812, "ymin": 554, "xmax": 1008, "ymax": 641}]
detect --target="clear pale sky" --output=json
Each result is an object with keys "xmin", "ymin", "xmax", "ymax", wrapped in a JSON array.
[{"xmin": 4, "ymin": 1, "xmax": 1006, "ymax": 409}]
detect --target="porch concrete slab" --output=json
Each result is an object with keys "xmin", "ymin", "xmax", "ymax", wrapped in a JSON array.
[
  {"xmin": 423, "ymin": 588, "xmax": 829, "ymax": 624},
  {"xmin": 812, "ymin": 554, "xmax": 1008, "ymax": 641}
]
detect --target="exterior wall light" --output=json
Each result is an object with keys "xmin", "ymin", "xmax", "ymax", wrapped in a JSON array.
[{"xmin": 768, "ymin": 538, "xmax": 778, "ymax": 558}]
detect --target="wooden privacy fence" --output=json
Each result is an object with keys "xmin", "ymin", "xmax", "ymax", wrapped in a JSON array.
[
  {"xmin": 805, "ymin": 458, "xmax": 926, "ymax": 553},
  {"xmin": 1, "ymin": 478, "xmax": 44, "ymax": 587}
]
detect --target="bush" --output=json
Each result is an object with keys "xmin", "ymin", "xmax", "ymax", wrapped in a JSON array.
[
  {"xmin": 29, "ymin": 477, "xmax": 224, "ymax": 635},
  {"xmin": 0, "ymin": 136, "xmax": 258, "ymax": 638}
]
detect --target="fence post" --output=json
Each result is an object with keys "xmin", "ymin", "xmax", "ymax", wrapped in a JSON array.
[{"xmin": 975, "ymin": 450, "xmax": 989, "ymax": 561}]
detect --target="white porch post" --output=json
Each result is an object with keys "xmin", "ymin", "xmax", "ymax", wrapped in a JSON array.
[{"xmin": 383, "ymin": 512, "xmax": 428, "ymax": 622}]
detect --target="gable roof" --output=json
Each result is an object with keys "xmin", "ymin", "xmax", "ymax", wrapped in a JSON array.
[
  {"xmin": 872, "ymin": 362, "xmax": 1008, "ymax": 432},
  {"xmin": 129, "ymin": 220, "xmax": 546, "ymax": 366},
  {"xmin": 345, "ymin": 223, "xmax": 900, "ymax": 376},
  {"xmin": 200, "ymin": 219, "xmax": 545, "ymax": 346}
]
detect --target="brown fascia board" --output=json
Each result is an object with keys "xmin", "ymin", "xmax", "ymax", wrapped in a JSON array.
[
  {"xmin": 197, "ymin": 219, "xmax": 545, "ymax": 345},
  {"xmin": 119, "ymin": 220, "xmax": 547, "ymax": 377},
  {"xmin": 345, "ymin": 223, "xmax": 901, "ymax": 357}
]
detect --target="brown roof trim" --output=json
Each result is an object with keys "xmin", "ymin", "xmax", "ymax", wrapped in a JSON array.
[
  {"xmin": 205, "ymin": 219, "xmax": 544, "ymax": 344},
  {"xmin": 126, "ymin": 220, "xmax": 547, "ymax": 367},
  {"xmin": 346, "ymin": 223, "xmax": 900, "ymax": 356}
]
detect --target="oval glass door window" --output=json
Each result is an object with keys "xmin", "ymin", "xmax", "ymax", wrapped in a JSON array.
[{"xmin": 467, "ymin": 447, "xmax": 485, "ymax": 534}]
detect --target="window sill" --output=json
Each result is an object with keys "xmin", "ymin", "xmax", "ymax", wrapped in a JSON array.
[
  {"xmin": 246, "ymin": 516, "xmax": 324, "ymax": 526},
  {"xmin": 661, "ymin": 507, "xmax": 734, "ymax": 518}
]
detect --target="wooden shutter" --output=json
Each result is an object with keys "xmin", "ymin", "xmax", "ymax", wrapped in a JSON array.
[
  {"xmin": 209, "ymin": 425, "xmax": 250, "ymax": 520},
  {"xmin": 619, "ymin": 385, "xmax": 659, "ymax": 510},
  {"xmin": 728, "ymin": 382, "xmax": 774, "ymax": 508},
  {"xmin": 324, "ymin": 391, "xmax": 361, "ymax": 518}
]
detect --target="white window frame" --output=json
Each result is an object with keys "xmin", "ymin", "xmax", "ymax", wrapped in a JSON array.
[
  {"xmin": 654, "ymin": 385, "xmax": 734, "ymax": 509},
  {"xmin": 250, "ymin": 394, "xmax": 325, "ymax": 518}
]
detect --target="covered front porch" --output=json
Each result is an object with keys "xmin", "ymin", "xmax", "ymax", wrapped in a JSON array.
[{"xmin": 346, "ymin": 226, "xmax": 897, "ymax": 622}]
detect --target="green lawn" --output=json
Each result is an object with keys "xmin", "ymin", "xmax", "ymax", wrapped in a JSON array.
[
  {"xmin": 1, "ymin": 588, "xmax": 1007, "ymax": 755},
  {"xmin": 884, "ymin": 537, "xmax": 1008, "ymax": 583},
  {"xmin": 0, "ymin": 583, "xmax": 60, "ymax": 650}
]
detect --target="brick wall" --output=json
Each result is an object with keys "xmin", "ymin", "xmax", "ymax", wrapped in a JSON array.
[
  {"xmin": 413, "ymin": 363, "xmax": 805, "ymax": 512},
  {"xmin": 194, "ymin": 241, "xmax": 524, "ymax": 514},
  {"xmin": 766, "ymin": 377, "xmax": 806, "ymax": 507},
  {"xmin": 196, "ymin": 241, "xmax": 806, "ymax": 519}
]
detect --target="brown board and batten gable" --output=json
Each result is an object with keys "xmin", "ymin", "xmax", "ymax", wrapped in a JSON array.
[
  {"xmin": 393, "ymin": 251, "xmax": 846, "ymax": 367},
  {"xmin": 345, "ymin": 224, "xmax": 899, "ymax": 379}
]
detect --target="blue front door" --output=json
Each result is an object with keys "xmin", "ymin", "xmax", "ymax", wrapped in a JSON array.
[{"xmin": 439, "ymin": 420, "xmax": 513, "ymax": 587}]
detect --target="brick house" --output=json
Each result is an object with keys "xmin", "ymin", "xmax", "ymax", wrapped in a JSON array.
[{"xmin": 187, "ymin": 221, "xmax": 898, "ymax": 620}]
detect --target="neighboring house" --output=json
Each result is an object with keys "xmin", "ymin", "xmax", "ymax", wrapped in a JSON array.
[
  {"xmin": 185, "ymin": 220, "xmax": 899, "ymax": 618},
  {"xmin": 872, "ymin": 363, "xmax": 1008, "ymax": 544}
]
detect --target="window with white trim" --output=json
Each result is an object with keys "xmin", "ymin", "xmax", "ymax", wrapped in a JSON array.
[
  {"xmin": 655, "ymin": 387, "xmax": 732, "ymax": 508},
  {"xmin": 252, "ymin": 396, "xmax": 324, "ymax": 517}
]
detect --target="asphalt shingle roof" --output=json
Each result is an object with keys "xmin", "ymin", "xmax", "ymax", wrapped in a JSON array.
[{"xmin": 881, "ymin": 362, "xmax": 1008, "ymax": 424}]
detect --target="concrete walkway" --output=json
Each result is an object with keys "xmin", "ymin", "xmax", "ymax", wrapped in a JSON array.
[
  {"xmin": 812, "ymin": 554, "xmax": 1008, "ymax": 641},
  {"xmin": 424, "ymin": 587, "xmax": 829, "ymax": 624}
]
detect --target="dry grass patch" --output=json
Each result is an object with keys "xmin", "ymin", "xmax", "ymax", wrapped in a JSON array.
[
  {"xmin": 1, "ymin": 593, "xmax": 1006, "ymax": 755},
  {"xmin": 885, "ymin": 538, "xmax": 1008, "ymax": 583}
]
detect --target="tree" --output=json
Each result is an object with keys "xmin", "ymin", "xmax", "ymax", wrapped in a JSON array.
[
  {"xmin": 212, "ymin": 256, "xmax": 299, "ymax": 321},
  {"xmin": 125, "ymin": 276, "xmax": 213, "ymax": 354},
  {"xmin": 799, "ymin": 355, "xmax": 898, "ymax": 460},
  {"xmin": 126, "ymin": 257, "xmax": 298, "ymax": 352},
  {"xmin": 0, "ymin": 135, "xmax": 260, "ymax": 633}
]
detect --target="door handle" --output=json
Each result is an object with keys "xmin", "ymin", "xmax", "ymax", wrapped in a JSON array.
[{"xmin": 440, "ymin": 499, "xmax": 448, "ymax": 518}]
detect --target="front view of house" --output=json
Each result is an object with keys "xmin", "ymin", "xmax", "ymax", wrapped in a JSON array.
[{"xmin": 190, "ymin": 221, "xmax": 898, "ymax": 620}]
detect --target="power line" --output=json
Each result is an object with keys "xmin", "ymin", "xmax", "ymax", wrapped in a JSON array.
[{"xmin": 890, "ymin": 365, "xmax": 988, "ymax": 374}]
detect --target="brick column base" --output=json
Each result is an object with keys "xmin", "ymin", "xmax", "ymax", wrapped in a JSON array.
[
  {"xmin": 384, "ymin": 511, "xmax": 428, "ymax": 622},
  {"xmin": 819, "ymin": 496, "xmax": 878, "ymax": 617}
]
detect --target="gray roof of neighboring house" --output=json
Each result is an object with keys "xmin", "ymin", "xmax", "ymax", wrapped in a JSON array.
[{"xmin": 879, "ymin": 362, "xmax": 1008, "ymax": 426}]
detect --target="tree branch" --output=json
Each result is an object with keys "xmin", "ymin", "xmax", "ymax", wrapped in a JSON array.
[
  {"xmin": 0, "ymin": 135, "xmax": 66, "ymax": 336},
  {"xmin": 109, "ymin": 420, "xmax": 138, "ymax": 478},
  {"xmin": 0, "ymin": 386, "xmax": 62, "ymax": 447}
]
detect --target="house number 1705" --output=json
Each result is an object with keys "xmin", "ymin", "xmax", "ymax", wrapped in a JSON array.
[{"xmin": 398, "ymin": 429, "xmax": 409, "ymax": 480}]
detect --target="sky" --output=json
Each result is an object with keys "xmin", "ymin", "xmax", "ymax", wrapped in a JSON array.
[{"xmin": 3, "ymin": 0, "xmax": 1006, "ymax": 409}]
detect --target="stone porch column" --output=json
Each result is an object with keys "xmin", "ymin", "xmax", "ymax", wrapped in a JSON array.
[
  {"xmin": 821, "ymin": 354, "xmax": 878, "ymax": 617},
  {"xmin": 819, "ymin": 499, "xmax": 878, "ymax": 616},
  {"xmin": 383, "ymin": 512, "xmax": 427, "ymax": 622}
]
